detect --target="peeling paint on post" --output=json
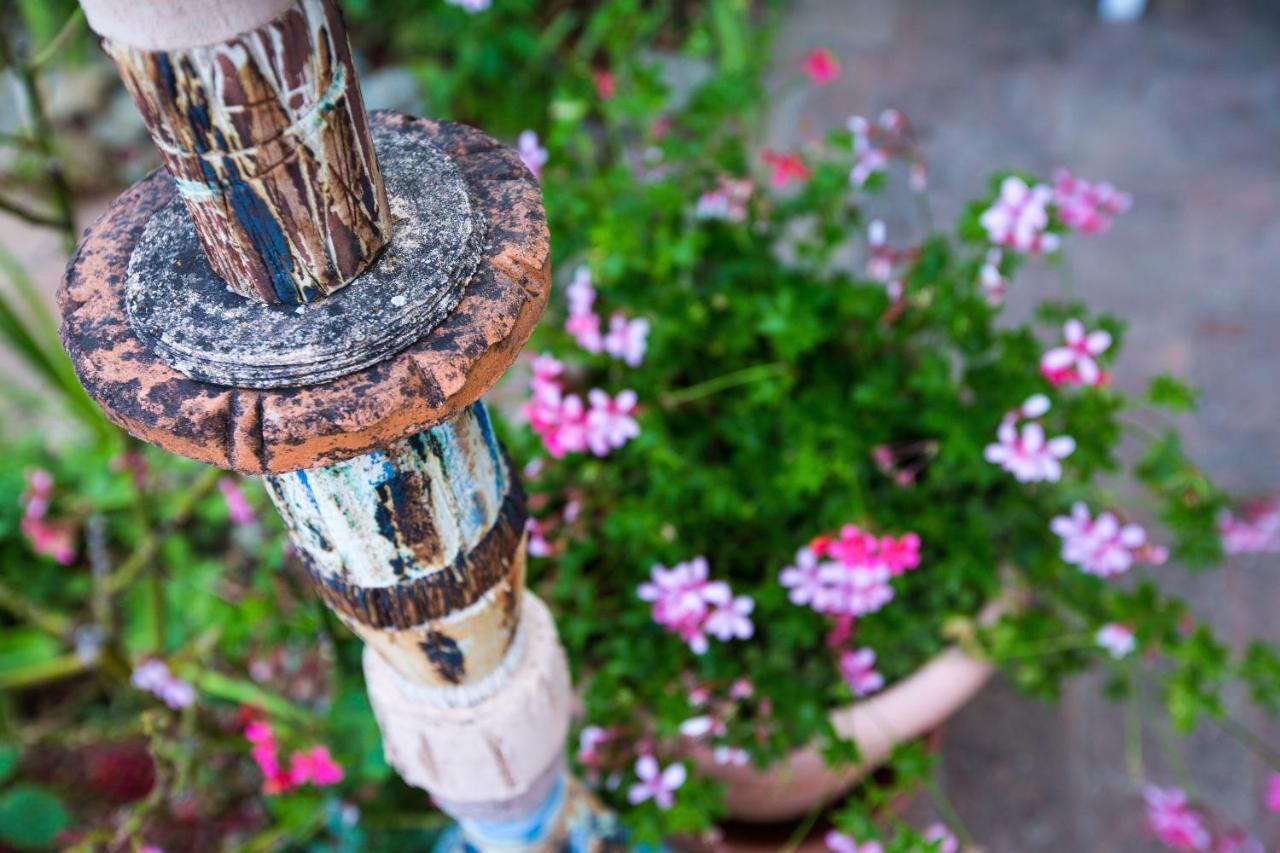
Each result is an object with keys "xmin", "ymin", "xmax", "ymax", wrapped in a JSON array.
[{"xmin": 264, "ymin": 402, "xmax": 527, "ymax": 688}]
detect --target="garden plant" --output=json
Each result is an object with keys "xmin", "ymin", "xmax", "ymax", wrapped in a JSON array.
[{"xmin": 0, "ymin": 1, "xmax": 1277, "ymax": 851}]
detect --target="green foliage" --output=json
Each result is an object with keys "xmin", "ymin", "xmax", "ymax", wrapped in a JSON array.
[{"xmin": 0, "ymin": 0, "xmax": 1273, "ymax": 847}]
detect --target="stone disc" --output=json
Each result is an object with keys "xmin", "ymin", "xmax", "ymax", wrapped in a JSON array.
[{"xmin": 125, "ymin": 124, "xmax": 484, "ymax": 388}]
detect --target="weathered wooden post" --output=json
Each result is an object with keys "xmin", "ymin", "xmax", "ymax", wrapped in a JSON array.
[{"xmin": 59, "ymin": 1, "xmax": 621, "ymax": 848}]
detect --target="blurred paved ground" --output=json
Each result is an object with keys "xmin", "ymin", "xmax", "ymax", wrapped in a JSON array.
[{"xmin": 769, "ymin": 1, "xmax": 1280, "ymax": 849}]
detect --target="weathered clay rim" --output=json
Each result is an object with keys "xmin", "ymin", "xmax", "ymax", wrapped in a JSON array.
[{"xmin": 58, "ymin": 112, "xmax": 550, "ymax": 474}]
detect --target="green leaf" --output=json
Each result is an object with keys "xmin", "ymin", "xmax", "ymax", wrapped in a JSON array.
[
  {"xmin": 1147, "ymin": 374, "xmax": 1200, "ymax": 413},
  {"xmin": 0, "ymin": 784, "xmax": 68, "ymax": 848},
  {"xmin": 0, "ymin": 744, "xmax": 18, "ymax": 784}
]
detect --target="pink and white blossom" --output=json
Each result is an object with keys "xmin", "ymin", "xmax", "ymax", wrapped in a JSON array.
[
  {"xmin": 979, "ymin": 249, "xmax": 1007, "ymax": 305},
  {"xmin": 984, "ymin": 417, "xmax": 1075, "ymax": 483},
  {"xmin": 923, "ymin": 823, "xmax": 959, "ymax": 853},
  {"xmin": 20, "ymin": 469, "xmax": 76, "ymax": 564},
  {"xmin": 839, "ymin": 646, "xmax": 885, "ymax": 697},
  {"xmin": 518, "ymin": 130, "xmax": 547, "ymax": 181},
  {"xmin": 445, "ymin": 0, "xmax": 491, "ymax": 12},
  {"xmin": 1041, "ymin": 319, "xmax": 1111, "ymax": 387},
  {"xmin": 979, "ymin": 176, "xmax": 1060, "ymax": 254},
  {"xmin": 825, "ymin": 831, "xmax": 883, "ymax": 853},
  {"xmin": 1053, "ymin": 168, "xmax": 1131, "ymax": 234},
  {"xmin": 1096, "ymin": 623, "xmax": 1137, "ymax": 659},
  {"xmin": 1144, "ymin": 785, "xmax": 1211, "ymax": 851},
  {"xmin": 526, "ymin": 516, "xmax": 554, "ymax": 557},
  {"xmin": 627, "ymin": 755, "xmax": 686, "ymax": 810},
  {"xmin": 705, "ymin": 594, "xmax": 756, "ymax": 641},
  {"xmin": 1051, "ymin": 502, "xmax": 1166, "ymax": 578},
  {"xmin": 577, "ymin": 725, "xmax": 610, "ymax": 766},
  {"xmin": 781, "ymin": 525, "xmax": 923, "ymax": 619},
  {"xmin": 1266, "ymin": 772, "xmax": 1280, "ymax": 813},
  {"xmin": 1216, "ymin": 828, "xmax": 1265, "ymax": 853},
  {"xmin": 847, "ymin": 115, "xmax": 889, "ymax": 187},
  {"xmin": 131, "ymin": 659, "xmax": 196, "ymax": 709},
  {"xmin": 1219, "ymin": 498, "xmax": 1280, "ymax": 555},
  {"xmin": 602, "ymin": 313, "xmax": 649, "ymax": 367},
  {"xmin": 586, "ymin": 389, "xmax": 640, "ymax": 456},
  {"xmin": 713, "ymin": 745, "xmax": 751, "ymax": 766},
  {"xmin": 696, "ymin": 177, "xmax": 753, "ymax": 223}
]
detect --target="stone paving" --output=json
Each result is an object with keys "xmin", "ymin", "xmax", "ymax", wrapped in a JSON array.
[{"xmin": 770, "ymin": 1, "xmax": 1280, "ymax": 849}]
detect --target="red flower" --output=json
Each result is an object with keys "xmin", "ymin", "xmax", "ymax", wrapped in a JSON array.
[
  {"xmin": 594, "ymin": 69, "xmax": 616, "ymax": 100},
  {"xmin": 761, "ymin": 150, "xmax": 811, "ymax": 188},
  {"xmin": 802, "ymin": 47, "xmax": 840, "ymax": 85}
]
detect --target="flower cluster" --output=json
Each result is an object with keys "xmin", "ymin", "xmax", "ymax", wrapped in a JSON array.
[
  {"xmin": 1040, "ymin": 319, "xmax": 1112, "ymax": 387},
  {"xmin": 244, "ymin": 717, "xmax": 343, "ymax": 795},
  {"xmin": 980, "ymin": 176, "xmax": 1060, "ymax": 254},
  {"xmin": 524, "ymin": 354, "xmax": 640, "ymax": 458},
  {"xmin": 565, "ymin": 266, "xmax": 649, "ymax": 366},
  {"xmin": 1096, "ymin": 623, "xmax": 1137, "ymax": 659},
  {"xmin": 1218, "ymin": 498, "xmax": 1280, "ymax": 555},
  {"xmin": 131, "ymin": 659, "xmax": 196, "ymax": 709},
  {"xmin": 780, "ymin": 524, "xmax": 922, "ymax": 618},
  {"xmin": 20, "ymin": 469, "xmax": 75, "ymax": 564},
  {"xmin": 696, "ymin": 176, "xmax": 753, "ymax": 223},
  {"xmin": 847, "ymin": 109, "xmax": 926, "ymax": 191},
  {"xmin": 637, "ymin": 556, "xmax": 755, "ymax": 654},
  {"xmin": 1051, "ymin": 502, "xmax": 1167, "ymax": 578},
  {"xmin": 865, "ymin": 220, "xmax": 918, "ymax": 302},
  {"xmin": 1144, "ymin": 785, "xmax": 1211, "ymax": 851},
  {"xmin": 984, "ymin": 394, "xmax": 1075, "ymax": 483},
  {"xmin": 839, "ymin": 647, "xmax": 884, "ymax": 697},
  {"xmin": 1053, "ymin": 168, "xmax": 1131, "ymax": 235}
]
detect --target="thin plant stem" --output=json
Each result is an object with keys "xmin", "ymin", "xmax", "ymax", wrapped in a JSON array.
[
  {"xmin": 1215, "ymin": 715, "xmax": 1280, "ymax": 770},
  {"xmin": 0, "ymin": 192, "xmax": 66, "ymax": 228},
  {"xmin": 660, "ymin": 361, "xmax": 788, "ymax": 408},
  {"xmin": 779, "ymin": 795, "xmax": 827, "ymax": 853},
  {"xmin": 924, "ymin": 775, "xmax": 976, "ymax": 850},
  {"xmin": 106, "ymin": 467, "xmax": 221, "ymax": 595},
  {"xmin": 0, "ymin": 652, "xmax": 89, "ymax": 690},
  {"xmin": 0, "ymin": 577, "xmax": 71, "ymax": 636},
  {"xmin": 26, "ymin": 8, "xmax": 85, "ymax": 72},
  {"xmin": 1124, "ymin": 662, "xmax": 1146, "ymax": 783}
]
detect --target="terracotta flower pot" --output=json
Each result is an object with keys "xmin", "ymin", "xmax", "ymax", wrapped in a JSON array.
[{"xmin": 697, "ymin": 645, "xmax": 994, "ymax": 823}]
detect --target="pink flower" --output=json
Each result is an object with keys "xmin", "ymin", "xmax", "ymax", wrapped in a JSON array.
[
  {"xmin": 762, "ymin": 150, "xmax": 811, "ymax": 188},
  {"xmin": 713, "ymin": 746, "xmax": 750, "ymax": 766},
  {"xmin": 578, "ymin": 725, "xmax": 610, "ymax": 766},
  {"xmin": 979, "ymin": 176, "xmax": 1060, "ymax": 254},
  {"xmin": 218, "ymin": 476, "xmax": 255, "ymax": 524},
  {"xmin": 1053, "ymin": 168, "xmax": 1131, "ymax": 234},
  {"xmin": 924, "ymin": 823, "xmax": 959, "ymax": 853},
  {"xmin": 1266, "ymin": 772, "xmax": 1280, "ymax": 813},
  {"xmin": 585, "ymin": 389, "xmax": 640, "ymax": 456},
  {"xmin": 678, "ymin": 715, "xmax": 721, "ymax": 738},
  {"xmin": 602, "ymin": 313, "xmax": 649, "ymax": 367},
  {"xmin": 847, "ymin": 115, "xmax": 889, "ymax": 187},
  {"xmin": 825, "ymin": 831, "xmax": 883, "ymax": 853},
  {"xmin": 1041, "ymin": 319, "xmax": 1111, "ymax": 387},
  {"xmin": 696, "ymin": 177, "xmax": 753, "ymax": 222},
  {"xmin": 879, "ymin": 532, "xmax": 921, "ymax": 575},
  {"xmin": 565, "ymin": 266, "xmax": 603, "ymax": 353},
  {"xmin": 518, "ymin": 130, "xmax": 548, "ymax": 181},
  {"xmin": 780, "ymin": 546, "xmax": 825, "ymax": 607},
  {"xmin": 20, "ymin": 469, "xmax": 76, "ymax": 564},
  {"xmin": 1051, "ymin": 502, "xmax": 1165, "ymax": 577},
  {"xmin": 1096, "ymin": 623, "xmax": 1137, "ymax": 659},
  {"xmin": 984, "ymin": 417, "xmax": 1075, "ymax": 483},
  {"xmin": 729, "ymin": 678, "xmax": 754, "ymax": 700},
  {"xmin": 704, "ymin": 594, "xmax": 755, "ymax": 641},
  {"xmin": 290, "ymin": 746, "xmax": 344, "ymax": 786},
  {"xmin": 131, "ymin": 659, "xmax": 196, "ymax": 709},
  {"xmin": 980, "ymin": 249, "xmax": 1007, "ymax": 305},
  {"xmin": 1144, "ymin": 785, "xmax": 1211, "ymax": 851},
  {"xmin": 1216, "ymin": 828, "xmax": 1265, "ymax": 853},
  {"xmin": 839, "ymin": 647, "xmax": 884, "ymax": 697},
  {"xmin": 802, "ymin": 47, "xmax": 840, "ymax": 85},
  {"xmin": 1219, "ymin": 498, "xmax": 1280, "ymax": 555},
  {"xmin": 594, "ymin": 69, "xmax": 616, "ymax": 100},
  {"xmin": 627, "ymin": 755, "xmax": 686, "ymax": 809},
  {"xmin": 526, "ymin": 517, "xmax": 554, "ymax": 557}
]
